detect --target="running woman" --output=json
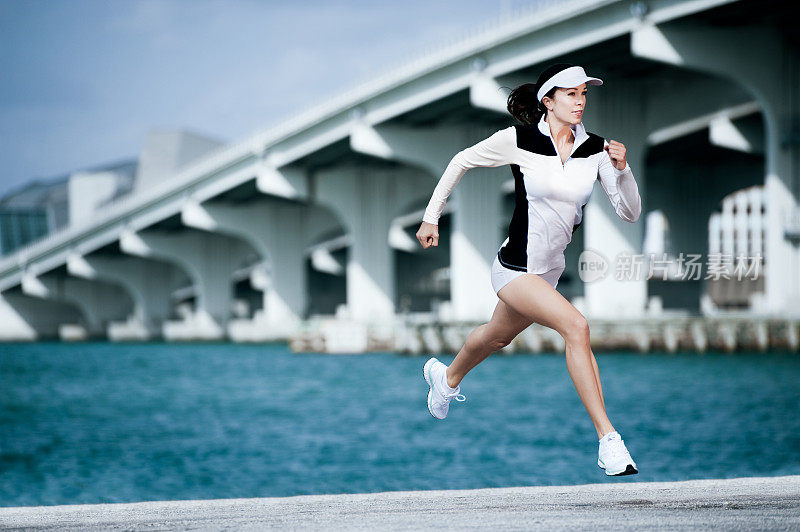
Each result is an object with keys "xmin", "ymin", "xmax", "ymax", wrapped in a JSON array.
[{"xmin": 417, "ymin": 63, "xmax": 641, "ymax": 476}]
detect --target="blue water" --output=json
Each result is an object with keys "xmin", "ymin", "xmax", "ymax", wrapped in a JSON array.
[{"xmin": 1, "ymin": 343, "xmax": 799, "ymax": 507}]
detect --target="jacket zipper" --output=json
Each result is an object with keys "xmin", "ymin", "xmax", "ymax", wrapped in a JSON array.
[
  {"xmin": 549, "ymin": 132, "xmax": 588, "ymax": 171},
  {"xmin": 548, "ymin": 135, "xmax": 568, "ymax": 171},
  {"xmin": 542, "ymin": 121, "xmax": 588, "ymax": 171}
]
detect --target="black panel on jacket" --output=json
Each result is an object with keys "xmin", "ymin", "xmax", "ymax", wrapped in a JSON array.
[
  {"xmin": 571, "ymin": 132, "xmax": 605, "ymax": 158},
  {"xmin": 498, "ymin": 163, "xmax": 529, "ymax": 271},
  {"xmin": 514, "ymin": 124, "xmax": 557, "ymax": 156}
]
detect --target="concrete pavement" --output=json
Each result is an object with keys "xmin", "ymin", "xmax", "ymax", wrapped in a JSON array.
[{"xmin": 1, "ymin": 475, "xmax": 799, "ymax": 530}]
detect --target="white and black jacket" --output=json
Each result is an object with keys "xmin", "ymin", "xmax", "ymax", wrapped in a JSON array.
[{"xmin": 423, "ymin": 113, "xmax": 642, "ymax": 274}]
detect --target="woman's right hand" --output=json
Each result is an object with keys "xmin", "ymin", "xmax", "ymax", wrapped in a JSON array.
[{"xmin": 416, "ymin": 221, "xmax": 439, "ymax": 249}]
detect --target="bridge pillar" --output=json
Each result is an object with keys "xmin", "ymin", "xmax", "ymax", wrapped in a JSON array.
[
  {"xmin": 350, "ymin": 121, "xmax": 505, "ymax": 320},
  {"xmin": 632, "ymin": 21, "xmax": 800, "ymax": 316},
  {"xmin": 181, "ymin": 198, "xmax": 307, "ymax": 339},
  {"xmin": 0, "ymin": 290, "xmax": 83, "ymax": 340},
  {"xmin": 0, "ymin": 292, "xmax": 38, "ymax": 340},
  {"xmin": 20, "ymin": 271, "xmax": 132, "ymax": 339},
  {"xmin": 315, "ymin": 165, "xmax": 397, "ymax": 320},
  {"xmin": 581, "ymin": 85, "xmax": 648, "ymax": 318},
  {"xmin": 120, "ymin": 229, "xmax": 252, "ymax": 340},
  {"xmin": 67, "ymin": 254, "xmax": 185, "ymax": 341},
  {"xmin": 450, "ymin": 169, "xmax": 504, "ymax": 320}
]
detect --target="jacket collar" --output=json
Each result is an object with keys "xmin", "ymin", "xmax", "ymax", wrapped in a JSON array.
[{"xmin": 538, "ymin": 113, "xmax": 588, "ymax": 151}]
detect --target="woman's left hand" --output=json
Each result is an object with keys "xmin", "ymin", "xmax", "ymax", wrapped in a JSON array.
[{"xmin": 605, "ymin": 140, "xmax": 627, "ymax": 171}]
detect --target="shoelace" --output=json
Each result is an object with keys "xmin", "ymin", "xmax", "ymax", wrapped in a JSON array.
[
  {"xmin": 433, "ymin": 370, "xmax": 466, "ymax": 402},
  {"xmin": 439, "ymin": 380, "xmax": 467, "ymax": 402},
  {"xmin": 443, "ymin": 391, "xmax": 466, "ymax": 402}
]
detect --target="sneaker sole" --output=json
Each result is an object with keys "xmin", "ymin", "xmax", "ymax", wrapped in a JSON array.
[
  {"xmin": 598, "ymin": 459, "xmax": 638, "ymax": 476},
  {"xmin": 423, "ymin": 357, "xmax": 441, "ymax": 420}
]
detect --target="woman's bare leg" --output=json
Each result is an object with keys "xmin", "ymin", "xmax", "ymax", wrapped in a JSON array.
[
  {"xmin": 591, "ymin": 351, "xmax": 606, "ymax": 411},
  {"xmin": 498, "ymin": 274, "xmax": 614, "ymax": 440},
  {"xmin": 445, "ymin": 299, "xmax": 532, "ymax": 389}
]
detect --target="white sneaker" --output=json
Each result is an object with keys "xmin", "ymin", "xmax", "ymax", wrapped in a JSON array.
[
  {"xmin": 423, "ymin": 357, "xmax": 466, "ymax": 419},
  {"xmin": 597, "ymin": 431, "xmax": 638, "ymax": 476}
]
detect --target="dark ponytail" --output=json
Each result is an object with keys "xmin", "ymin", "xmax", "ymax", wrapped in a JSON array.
[
  {"xmin": 506, "ymin": 62, "xmax": 575, "ymax": 125},
  {"xmin": 506, "ymin": 83, "xmax": 549, "ymax": 125}
]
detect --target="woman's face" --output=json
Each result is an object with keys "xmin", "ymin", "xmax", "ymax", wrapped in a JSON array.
[{"xmin": 544, "ymin": 83, "xmax": 587, "ymax": 125}]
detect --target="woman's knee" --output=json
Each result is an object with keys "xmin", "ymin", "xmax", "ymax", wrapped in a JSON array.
[
  {"xmin": 561, "ymin": 313, "xmax": 590, "ymax": 344},
  {"xmin": 471, "ymin": 323, "xmax": 515, "ymax": 352}
]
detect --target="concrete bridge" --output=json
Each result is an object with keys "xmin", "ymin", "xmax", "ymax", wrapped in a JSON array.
[{"xmin": 1, "ymin": 0, "xmax": 798, "ymax": 342}]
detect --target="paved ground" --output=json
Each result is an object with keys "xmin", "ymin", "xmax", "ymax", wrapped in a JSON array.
[{"xmin": 1, "ymin": 475, "xmax": 799, "ymax": 530}]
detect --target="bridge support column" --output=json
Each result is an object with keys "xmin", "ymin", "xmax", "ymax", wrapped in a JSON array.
[
  {"xmin": 181, "ymin": 199, "xmax": 307, "ymax": 340},
  {"xmin": 0, "ymin": 292, "xmax": 38, "ymax": 340},
  {"xmin": 632, "ymin": 21, "xmax": 800, "ymax": 316},
  {"xmin": 580, "ymin": 85, "xmax": 648, "ymax": 318},
  {"xmin": 450, "ymin": 170, "xmax": 504, "ymax": 321},
  {"xmin": 120, "ymin": 229, "xmax": 252, "ymax": 340},
  {"xmin": 20, "ymin": 271, "xmax": 132, "ymax": 339},
  {"xmin": 67, "ymin": 254, "xmax": 184, "ymax": 341},
  {"xmin": 0, "ymin": 290, "xmax": 83, "ymax": 340},
  {"xmin": 350, "ymin": 121, "xmax": 504, "ymax": 320},
  {"xmin": 316, "ymin": 166, "xmax": 397, "ymax": 320}
]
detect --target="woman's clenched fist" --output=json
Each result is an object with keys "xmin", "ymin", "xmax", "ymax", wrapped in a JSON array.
[{"xmin": 416, "ymin": 221, "xmax": 439, "ymax": 249}]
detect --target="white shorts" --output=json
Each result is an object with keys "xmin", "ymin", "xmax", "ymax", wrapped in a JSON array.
[{"xmin": 490, "ymin": 255, "xmax": 564, "ymax": 294}]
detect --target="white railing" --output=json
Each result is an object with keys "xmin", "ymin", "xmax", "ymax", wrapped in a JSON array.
[{"xmin": 708, "ymin": 185, "xmax": 767, "ymax": 267}]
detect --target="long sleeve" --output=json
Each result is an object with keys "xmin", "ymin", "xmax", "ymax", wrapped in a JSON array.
[
  {"xmin": 422, "ymin": 126, "xmax": 516, "ymax": 225},
  {"xmin": 597, "ymin": 139, "xmax": 642, "ymax": 223}
]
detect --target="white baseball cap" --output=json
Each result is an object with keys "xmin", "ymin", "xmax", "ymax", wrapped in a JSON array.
[{"xmin": 536, "ymin": 64, "xmax": 603, "ymax": 102}]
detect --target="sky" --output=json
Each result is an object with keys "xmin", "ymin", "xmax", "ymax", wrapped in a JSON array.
[{"xmin": 0, "ymin": 0, "xmax": 545, "ymax": 198}]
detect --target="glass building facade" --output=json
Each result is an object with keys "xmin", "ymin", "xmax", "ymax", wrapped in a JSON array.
[{"xmin": 0, "ymin": 208, "xmax": 51, "ymax": 255}]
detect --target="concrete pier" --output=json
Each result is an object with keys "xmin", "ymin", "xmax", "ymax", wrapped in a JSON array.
[
  {"xmin": 290, "ymin": 315, "xmax": 800, "ymax": 354},
  {"xmin": 1, "ymin": 475, "xmax": 798, "ymax": 530}
]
